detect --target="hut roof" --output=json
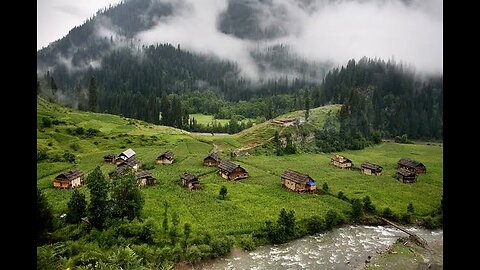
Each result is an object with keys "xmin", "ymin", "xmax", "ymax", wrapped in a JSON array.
[
  {"xmin": 120, "ymin": 157, "xmax": 140, "ymax": 167},
  {"xmin": 397, "ymin": 158, "xmax": 424, "ymax": 168},
  {"xmin": 361, "ymin": 162, "xmax": 382, "ymax": 171},
  {"xmin": 119, "ymin": 148, "xmax": 136, "ymax": 159},
  {"xmin": 55, "ymin": 169, "xmax": 84, "ymax": 181},
  {"xmin": 181, "ymin": 172, "xmax": 198, "ymax": 182},
  {"xmin": 110, "ymin": 163, "xmax": 131, "ymax": 175},
  {"xmin": 135, "ymin": 170, "xmax": 152, "ymax": 179},
  {"xmin": 397, "ymin": 168, "xmax": 416, "ymax": 177},
  {"xmin": 281, "ymin": 169, "xmax": 315, "ymax": 185},
  {"xmin": 331, "ymin": 154, "xmax": 352, "ymax": 163},
  {"xmin": 218, "ymin": 161, "xmax": 241, "ymax": 173},
  {"xmin": 204, "ymin": 152, "xmax": 220, "ymax": 161},
  {"xmin": 158, "ymin": 150, "xmax": 174, "ymax": 160}
]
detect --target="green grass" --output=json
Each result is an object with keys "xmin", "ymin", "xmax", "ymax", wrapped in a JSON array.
[{"xmin": 37, "ymin": 98, "xmax": 442, "ymax": 238}]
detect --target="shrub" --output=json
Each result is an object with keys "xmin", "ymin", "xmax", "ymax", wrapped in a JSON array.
[
  {"xmin": 86, "ymin": 128, "xmax": 100, "ymax": 137},
  {"xmin": 337, "ymin": 191, "xmax": 349, "ymax": 202},
  {"xmin": 41, "ymin": 117, "xmax": 52, "ymax": 128},
  {"xmin": 238, "ymin": 235, "xmax": 256, "ymax": 251},
  {"xmin": 63, "ymin": 152, "xmax": 76, "ymax": 163},
  {"xmin": 363, "ymin": 196, "xmax": 376, "ymax": 214},
  {"xmin": 306, "ymin": 215, "xmax": 325, "ymax": 235},
  {"xmin": 351, "ymin": 198, "xmax": 364, "ymax": 220},
  {"xmin": 37, "ymin": 149, "xmax": 48, "ymax": 161},
  {"xmin": 74, "ymin": 127, "xmax": 84, "ymax": 135},
  {"xmin": 382, "ymin": 207, "xmax": 398, "ymax": 221},
  {"xmin": 69, "ymin": 143, "xmax": 80, "ymax": 151},
  {"xmin": 325, "ymin": 210, "xmax": 341, "ymax": 230},
  {"xmin": 322, "ymin": 182, "xmax": 329, "ymax": 193}
]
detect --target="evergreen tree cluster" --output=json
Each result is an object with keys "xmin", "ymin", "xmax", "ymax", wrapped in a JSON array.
[{"xmin": 319, "ymin": 57, "xmax": 442, "ymax": 139}]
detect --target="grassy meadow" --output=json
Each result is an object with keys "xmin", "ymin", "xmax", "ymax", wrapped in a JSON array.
[{"xmin": 37, "ymin": 98, "xmax": 443, "ymax": 239}]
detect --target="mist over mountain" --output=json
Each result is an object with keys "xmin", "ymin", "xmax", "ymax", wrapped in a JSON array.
[{"xmin": 37, "ymin": 0, "xmax": 442, "ymax": 140}]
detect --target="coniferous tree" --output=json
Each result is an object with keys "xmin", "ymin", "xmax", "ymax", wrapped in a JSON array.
[
  {"xmin": 88, "ymin": 76, "xmax": 98, "ymax": 112},
  {"xmin": 37, "ymin": 188, "xmax": 53, "ymax": 243},
  {"xmin": 110, "ymin": 172, "xmax": 144, "ymax": 220},
  {"xmin": 66, "ymin": 190, "xmax": 87, "ymax": 223},
  {"xmin": 50, "ymin": 77, "xmax": 58, "ymax": 95},
  {"xmin": 37, "ymin": 78, "xmax": 41, "ymax": 95},
  {"xmin": 219, "ymin": 186, "xmax": 228, "ymax": 200},
  {"xmin": 305, "ymin": 91, "xmax": 310, "ymax": 121},
  {"xmin": 86, "ymin": 166, "xmax": 109, "ymax": 228}
]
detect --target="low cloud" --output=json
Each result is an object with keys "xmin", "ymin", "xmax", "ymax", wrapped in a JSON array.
[{"xmin": 136, "ymin": 0, "xmax": 442, "ymax": 79}]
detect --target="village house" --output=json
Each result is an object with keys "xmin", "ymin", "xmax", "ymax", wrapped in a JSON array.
[
  {"xmin": 217, "ymin": 160, "xmax": 248, "ymax": 180},
  {"xmin": 397, "ymin": 158, "xmax": 426, "ymax": 174},
  {"xmin": 331, "ymin": 154, "xmax": 353, "ymax": 169},
  {"xmin": 281, "ymin": 169, "xmax": 317, "ymax": 192},
  {"xmin": 103, "ymin": 154, "xmax": 116, "ymax": 163},
  {"xmin": 114, "ymin": 148, "xmax": 136, "ymax": 165},
  {"xmin": 203, "ymin": 152, "xmax": 221, "ymax": 167},
  {"xmin": 180, "ymin": 172, "xmax": 201, "ymax": 190},
  {"xmin": 361, "ymin": 162, "xmax": 383, "ymax": 176},
  {"xmin": 396, "ymin": 168, "xmax": 417, "ymax": 183},
  {"xmin": 135, "ymin": 170, "xmax": 157, "ymax": 187},
  {"xmin": 108, "ymin": 157, "xmax": 140, "ymax": 178},
  {"xmin": 53, "ymin": 169, "xmax": 84, "ymax": 189},
  {"xmin": 156, "ymin": 150, "xmax": 175, "ymax": 164}
]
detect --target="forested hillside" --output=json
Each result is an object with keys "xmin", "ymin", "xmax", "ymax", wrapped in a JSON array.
[{"xmin": 37, "ymin": 0, "xmax": 442, "ymax": 141}]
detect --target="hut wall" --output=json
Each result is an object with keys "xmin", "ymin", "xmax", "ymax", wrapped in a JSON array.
[
  {"xmin": 220, "ymin": 171, "xmax": 229, "ymax": 179},
  {"xmin": 156, "ymin": 158, "xmax": 173, "ymax": 164},
  {"xmin": 230, "ymin": 167, "xmax": 248, "ymax": 180},
  {"xmin": 283, "ymin": 178, "xmax": 298, "ymax": 191}
]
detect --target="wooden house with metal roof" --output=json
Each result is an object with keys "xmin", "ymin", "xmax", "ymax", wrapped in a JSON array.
[
  {"xmin": 397, "ymin": 158, "xmax": 426, "ymax": 174},
  {"xmin": 156, "ymin": 150, "xmax": 175, "ymax": 164},
  {"xmin": 396, "ymin": 168, "xmax": 417, "ymax": 183},
  {"xmin": 331, "ymin": 154, "xmax": 353, "ymax": 169},
  {"xmin": 281, "ymin": 169, "xmax": 317, "ymax": 192},
  {"xmin": 361, "ymin": 162, "xmax": 383, "ymax": 176},
  {"xmin": 53, "ymin": 169, "xmax": 84, "ymax": 189},
  {"xmin": 217, "ymin": 160, "xmax": 248, "ymax": 180},
  {"xmin": 180, "ymin": 172, "xmax": 201, "ymax": 190},
  {"xmin": 203, "ymin": 152, "xmax": 221, "ymax": 167}
]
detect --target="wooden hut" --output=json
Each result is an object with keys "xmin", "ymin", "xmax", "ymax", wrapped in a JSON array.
[
  {"xmin": 108, "ymin": 157, "xmax": 140, "ymax": 179},
  {"xmin": 53, "ymin": 169, "xmax": 84, "ymax": 189},
  {"xmin": 331, "ymin": 154, "xmax": 353, "ymax": 169},
  {"xmin": 115, "ymin": 148, "xmax": 136, "ymax": 165},
  {"xmin": 180, "ymin": 172, "xmax": 201, "ymax": 190},
  {"xmin": 108, "ymin": 163, "xmax": 131, "ymax": 179},
  {"xmin": 396, "ymin": 168, "xmax": 417, "ymax": 183},
  {"xmin": 156, "ymin": 151, "xmax": 175, "ymax": 164},
  {"xmin": 361, "ymin": 162, "xmax": 383, "ymax": 176},
  {"xmin": 397, "ymin": 158, "xmax": 426, "ymax": 174},
  {"xmin": 103, "ymin": 154, "xmax": 116, "ymax": 163},
  {"xmin": 217, "ymin": 160, "xmax": 248, "ymax": 180},
  {"xmin": 120, "ymin": 157, "xmax": 140, "ymax": 172},
  {"xmin": 281, "ymin": 169, "xmax": 317, "ymax": 192},
  {"xmin": 135, "ymin": 170, "xmax": 157, "ymax": 187},
  {"xmin": 203, "ymin": 152, "xmax": 221, "ymax": 167}
]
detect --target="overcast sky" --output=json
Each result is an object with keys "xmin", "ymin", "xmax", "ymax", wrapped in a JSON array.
[{"xmin": 37, "ymin": 0, "xmax": 123, "ymax": 50}]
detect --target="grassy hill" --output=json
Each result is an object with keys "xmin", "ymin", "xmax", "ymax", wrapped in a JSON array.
[{"xmin": 37, "ymin": 98, "xmax": 442, "ymax": 238}]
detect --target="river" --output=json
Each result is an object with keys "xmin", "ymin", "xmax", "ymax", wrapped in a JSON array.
[{"xmin": 191, "ymin": 225, "xmax": 443, "ymax": 269}]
